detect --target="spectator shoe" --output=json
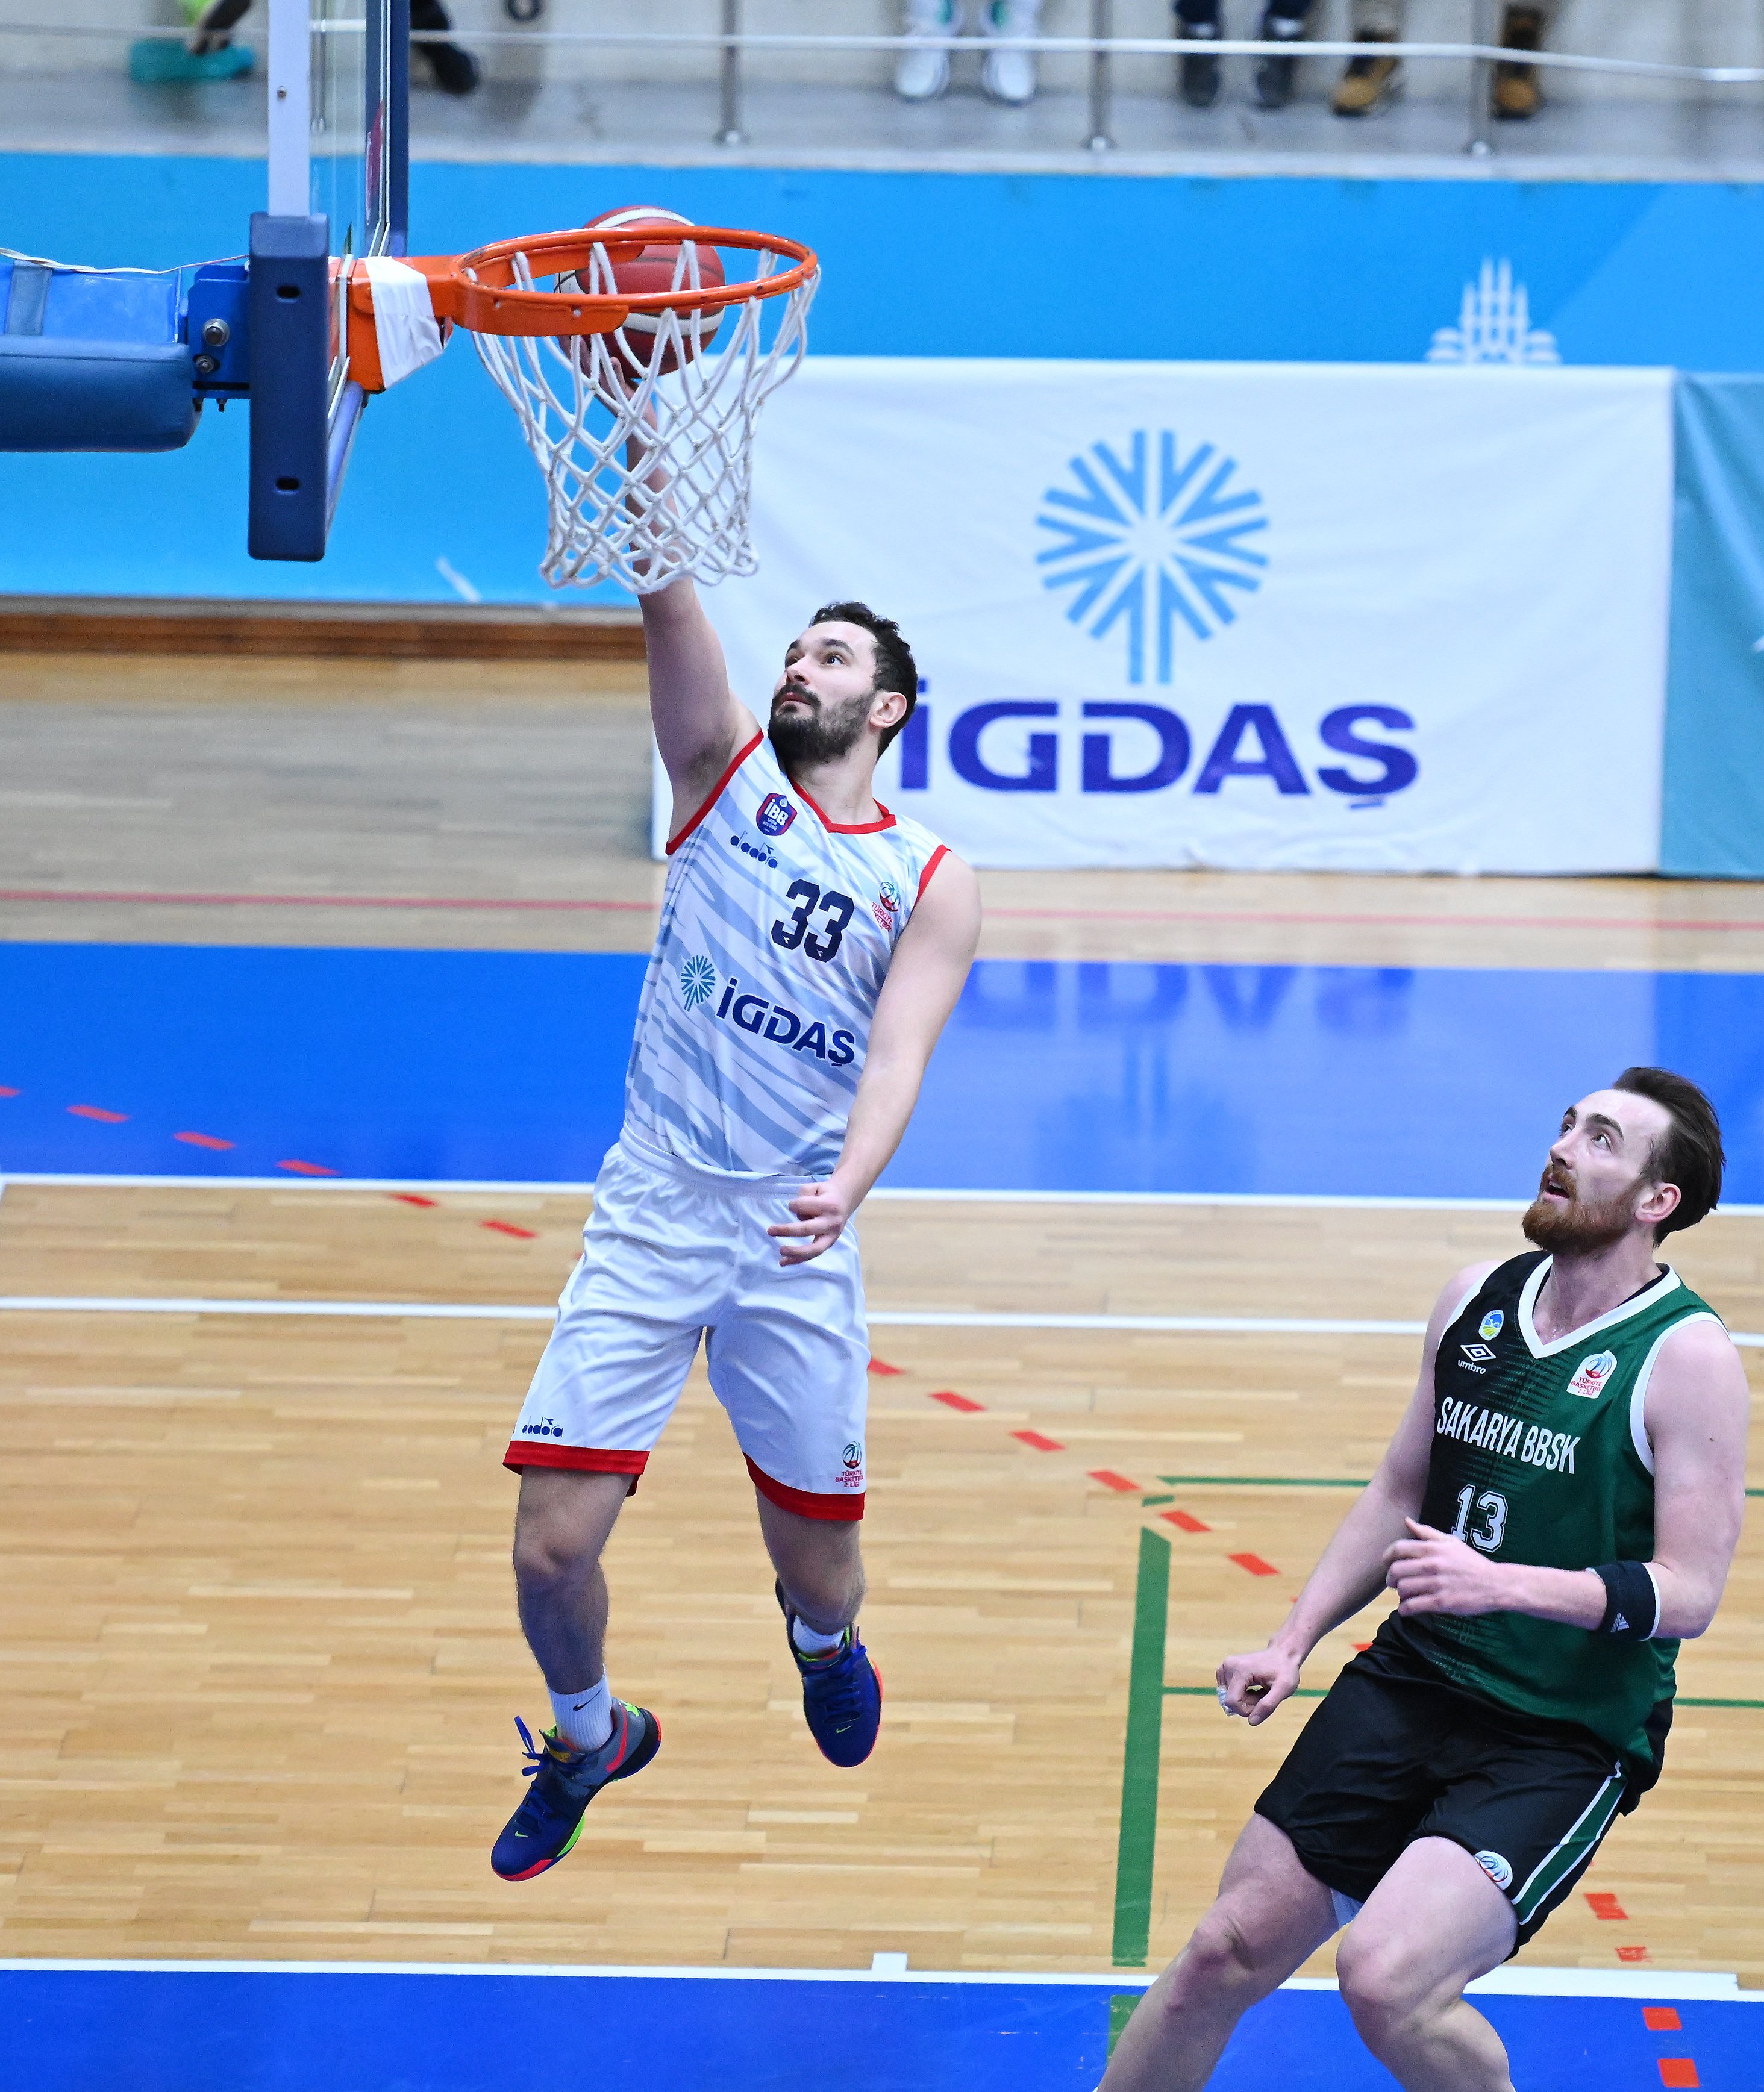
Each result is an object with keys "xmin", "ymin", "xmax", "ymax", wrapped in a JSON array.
[
  {"xmin": 1331, "ymin": 29, "xmax": 1401, "ymax": 117},
  {"xmin": 1492, "ymin": 4, "xmax": 1544, "ymax": 120},
  {"xmin": 981, "ymin": 0, "xmax": 1040, "ymax": 106},
  {"xmin": 1253, "ymin": 5, "xmax": 1309, "ymax": 111},
  {"xmin": 897, "ymin": 0, "xmax": 962, "ymax": 102}
]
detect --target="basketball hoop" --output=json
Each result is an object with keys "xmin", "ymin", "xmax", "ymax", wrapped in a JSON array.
[{"xmin": 349, "ymin": 224, "xmax": 817, "ymax": 593}]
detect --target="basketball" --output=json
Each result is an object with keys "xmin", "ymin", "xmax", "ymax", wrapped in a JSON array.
[{"xmin": 558, "ymin": 205, "xmax": 725, "ymax": 376}]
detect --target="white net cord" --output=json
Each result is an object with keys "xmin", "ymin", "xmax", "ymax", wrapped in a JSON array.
[{"xmin": 470, "ymin": 240, "xmax": 817, "ymax": 594}]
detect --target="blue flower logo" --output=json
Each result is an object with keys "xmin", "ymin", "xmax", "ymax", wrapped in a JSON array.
[
  {"xmin": 679, "ymin": 954, "xmax": 717, "ymax": 1010},
  {"xmin": 1037, "ymin": 431, "xmax": 1269, "ymax": 684}
]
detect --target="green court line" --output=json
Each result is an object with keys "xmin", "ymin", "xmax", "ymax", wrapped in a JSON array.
[
  {"xmin": 1107, "ymin": 1993, "xmax": 1142, "ymax": 2058},
  {"xmin": 1157, "ymin": 1474, "xmax": 1369, "ymax": 1488},
  {"xmin": 1161, "ymin": 1475, "xmax": 1764, "ymax": 1496},
  {"xmin": 1112, "ymin": 1526, "xmax": 1171, "ymax": 1969},
  {"xmin": 1164, "ymin": 1684, "xmax": 1762, "ymax": 1709}
]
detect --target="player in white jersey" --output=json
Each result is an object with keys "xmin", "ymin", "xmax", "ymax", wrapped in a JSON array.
[{"xmin": 491, "ymin": 575, "xmax": 980, "ymax": 1881}]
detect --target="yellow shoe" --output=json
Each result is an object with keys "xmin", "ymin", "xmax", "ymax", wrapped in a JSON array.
[
  {"xmin": 1331, "ymin": 31, "xmax": 1401, "ymax": 118},
  {"xmin": 1492, "ymin": 2, "xmax": 1543, "ymax": 120}
]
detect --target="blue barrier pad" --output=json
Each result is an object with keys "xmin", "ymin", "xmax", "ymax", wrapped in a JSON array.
[
  {"xmin": 1, "ymin": 1967, "xmax": 1756, "ymax": 2092},
  {"xmin": 0, "ymin": 945, "xmax": 1760, "ymax": 1198}
]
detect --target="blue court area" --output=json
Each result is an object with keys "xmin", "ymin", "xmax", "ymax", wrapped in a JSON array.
[
  {"xmin": 4, "ymin": 1966, "xmax": 1756, "ymax": 2092},
  {"xmin": 1, "ymin": 943, "xmax": 1762, "ymax": 1199}
]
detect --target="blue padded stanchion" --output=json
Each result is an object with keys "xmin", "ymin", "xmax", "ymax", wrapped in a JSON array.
[{"xmin": 0, "ymin": 257, "xmax": 199, "ymax": 453}]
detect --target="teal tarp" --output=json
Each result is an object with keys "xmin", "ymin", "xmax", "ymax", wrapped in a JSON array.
[{"xmin": 1662, "ymin": 375, "xmax": 1764, "ymax": 878}]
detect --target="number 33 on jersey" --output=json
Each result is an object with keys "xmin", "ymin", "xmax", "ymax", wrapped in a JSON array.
[{"xmin": 625, "ymin": 734, "xmax": 951, "ymax": 1179}]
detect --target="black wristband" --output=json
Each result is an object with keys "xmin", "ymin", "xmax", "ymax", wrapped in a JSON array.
[{"xmin": 1592, "ymin": 1561, "xmax": 1658, "ymax": 1641}]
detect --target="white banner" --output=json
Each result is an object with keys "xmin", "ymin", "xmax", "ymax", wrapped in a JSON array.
[{"xmin": 656, "ymin": 358, "xmax": 1674, "ymax": 873}]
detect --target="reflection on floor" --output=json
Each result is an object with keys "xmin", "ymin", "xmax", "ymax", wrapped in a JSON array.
[{"xmin": 1, "ymin": 943, "xmax": 1761, "ymax": 1197}]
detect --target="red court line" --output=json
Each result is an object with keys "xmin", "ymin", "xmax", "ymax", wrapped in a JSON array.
[
  {"xmin": 1229, "ymin": 1552, "xmax": 1280, "ymax": 1576},
  {"xmin": 1585, "ymin": 1892, "xmax": 1628, "ymax": 1920},
  {"xmin": 1089, "ymin": 1469, "xmax": 1140, "ymax": 1493},
  {"xmin": 481, "ymin": 1220, "xmax": 538, "ymax": 1240},
  {"xmin": 0, "ymin": 1086, "xmax": 18, "ymax": 1098},
  {"xmin": 390, "ymin": 1193, "xmax": 438, "ymax": 1208},
  {"xmin": 1659, "ymin": 2062, "xmax": 1700, "ymax": 2088},
  {"xmin": 1644, "ymin": 2009, "xmax": 1683, "ymax": 2032},
  {"xmin": 0, "ymin": 887, "xmax": 654, "ymax": 914},
  {"xmin": 1617, "ymin": 1946, "xmax": 1652, "ymax": 1963},
  {"xmin": 67, "ymin": 1104, "xmax": 127, "ymax": 1123},
  {"xmin": 985, "ymin": 903, "xmax": 1764, "ymax": 935},
  {"xmin": 277, "ymin": 1160, "xmax": 339, "ymax": 1177},
  {"xmin": 174, "ymin": 1131, "xmax": 234, "ymax": 1151},
  {"xmin": 930, "ymin": 1390, "xmax": 984, "ymax": 1413},
  {"xmin": 1012, "ymin": 1429, "xmax": 1065, "ymax": 1452},
  {"xmin": 867, "ymin": 1358, "xmax": 904, "ymax": 1376},
  {"xmin": 1162, "ymin": 1509, "xmax": 1211, "ymax": 1534}
]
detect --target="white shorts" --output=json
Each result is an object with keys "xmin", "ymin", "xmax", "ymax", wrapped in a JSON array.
[{"xmin": 505, "ymin": 1134, "xmax": 870, "ymax": 1520}]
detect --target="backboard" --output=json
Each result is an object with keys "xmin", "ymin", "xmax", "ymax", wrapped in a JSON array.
[{"xmin": 250, "ymin": 0, "xmax": 407, "ymax": 560}]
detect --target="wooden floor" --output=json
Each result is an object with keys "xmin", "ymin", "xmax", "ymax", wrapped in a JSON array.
[
  {"xmin": 7, "ymin": 649, "xmax": 1764, "ymax": 972},
  {"xmin": 2, "ymin": 644, "xmax": 1761, "ymax": 1986},
  {"xmin": 0, "ymin": 1185, "xmax": 1758, "ymax": 1982}
]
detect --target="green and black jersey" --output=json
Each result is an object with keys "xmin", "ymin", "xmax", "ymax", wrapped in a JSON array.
[{"xmin": 1374, "ymin": 1250, "xmax": 1724, "ymax": 1782}]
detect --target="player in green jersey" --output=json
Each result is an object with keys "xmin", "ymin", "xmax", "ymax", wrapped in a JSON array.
[{"xmin": 1103, "ymin": 1067, "xmax": 1749, "ymax": 2092}]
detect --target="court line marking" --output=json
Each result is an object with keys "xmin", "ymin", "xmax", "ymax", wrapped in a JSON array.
[
  {"xmin": 0, "ymin": 1299, "xmax": 1760, "ymax": 1349},
  {"xmin": 9, "ymin": 887, "xmax": 1764, "ymax": 938},
  {"xmin": 1112, "ymin": 1526, "xmax": 1169, "ymax": 1967},
  {"xmin": 0, "ymin": 1958, "xmax": 1745, "ymax": 2000},
  {"xmin": 5, "ymin": 1174, "xmax": 1764, "ymax": 1222}
]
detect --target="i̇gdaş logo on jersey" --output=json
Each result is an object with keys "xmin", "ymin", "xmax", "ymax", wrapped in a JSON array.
[
  {"xmin": 756, "ymin": 791, "xmax": 797, "ymax": 837},
  {"xmin": 1567, "ymin": 1350, "xmax": 1618, "ymax": 1399}
]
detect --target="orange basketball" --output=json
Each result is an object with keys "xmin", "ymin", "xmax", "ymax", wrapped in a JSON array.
[{"xmin": 560, "ymin": 205, "xmax": 725, "ymax": 376}]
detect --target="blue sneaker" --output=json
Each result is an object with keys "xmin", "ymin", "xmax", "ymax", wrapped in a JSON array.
[
  {"xmin": 490, "ymin": 1705, "xmax": 659, "ymax": 1881},
  {"xmin": 776, "ymin": 1579, "xmax": 882, "ymax": 1767}
]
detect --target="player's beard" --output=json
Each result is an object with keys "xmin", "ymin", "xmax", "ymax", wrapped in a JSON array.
[
  {"xmin": 768, "ymin": 687, "xmax": 872, "ymax": 769},
  {"xmin": 1521, "ymin": 1164, "xmax": 1647, "ymax": 1254}
]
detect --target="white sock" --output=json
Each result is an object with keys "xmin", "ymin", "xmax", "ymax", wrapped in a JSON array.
[
  {"xmin": 549, "ymin": 1675, "xmax": 614, "ymax": 1753},
  {"xmin": 790, "ymin": 1615, "xmax": 846, "ymax": 1658}
]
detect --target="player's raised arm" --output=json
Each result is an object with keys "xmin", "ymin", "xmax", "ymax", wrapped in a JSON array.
[
  {"xmin": 640, "ymin": 577, "xmax": 763, "ymax": 838},
  {"xmin": 1216, "ymin": 1259, "xmax": 1498, "ymax": 1725},
  {"xmin": 768, "ymin": 851, "xmax": 981, "ymax": 1267}
]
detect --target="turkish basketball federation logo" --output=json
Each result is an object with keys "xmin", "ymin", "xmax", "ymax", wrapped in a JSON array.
[
  {"xmin": 1568, "ymin": 1349, "xmax": 1618, "ymax": 1399},
  {"xmin": 1036, "ymin": 430, "xmax": 1269, "ymax": 685},
  {"xmin": 756, "ymin": 791, "xmax": 797, "ymax": 837}
]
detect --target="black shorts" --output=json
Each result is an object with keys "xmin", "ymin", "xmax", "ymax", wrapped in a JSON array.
[{"xmin": 1255, "ymin": 1642, "xmax": 1637, "ymax": 1950}]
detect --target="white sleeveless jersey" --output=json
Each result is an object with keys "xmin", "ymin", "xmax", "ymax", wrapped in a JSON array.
[{"xmin": 624, "ymin": 732, "xmax": 950, "ymax": 1179}]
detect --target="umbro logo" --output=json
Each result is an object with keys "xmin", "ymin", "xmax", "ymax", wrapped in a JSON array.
[{"xmin": 1459, "ymin": 1342, "xmax": 1497, "ymax": 1365}]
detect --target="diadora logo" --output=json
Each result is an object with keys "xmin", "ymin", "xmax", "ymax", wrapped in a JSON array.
[
  {"xmin": 1568, "ymin": 1349, "xmax": 1618, "ymax": 1399},
  {"xmin": 872, "ymin": 879, "xmax": 904, "ymax": 932},
  {"xmin": 1458, "ymin": 1342, "xmax": 1497, "ymax": 1372},
  {"xmin": 711, "ymin": 975, "xmax": 856, "ymax": 1067},
  {"xmin": 756, "ymin": 791, "xmax": 798, "ymax": 838},
  {"xmin": 1037, "ymin": 430, "xmax": 1269, "ymax": 685},
  {"xmin": 1478, "ymin": 1310, "xmax": 1504, "ymax": 1342},
  {"xmin": 678, "ymin": 954, "xmax": 717, "ymax": 1010},
  {"xmin": 519, "ymin": 1417, "xmax": 566, "ymax": 1439},
  {"xmin": 727, "ymin": 828, "xmax": 779, "ymax": 869}
]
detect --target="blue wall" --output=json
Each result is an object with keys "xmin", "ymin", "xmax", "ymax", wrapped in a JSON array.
[{"xmin": 4, "ymin": 154, "xmax": 1764, "ymax": 603}]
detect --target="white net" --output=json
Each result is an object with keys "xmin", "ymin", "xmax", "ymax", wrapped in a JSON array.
[{"xmin": 469, "ymin": 241, "xmax": 817, "ymax": 595}]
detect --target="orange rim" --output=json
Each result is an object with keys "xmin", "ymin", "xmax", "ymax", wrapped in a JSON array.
[{"xmin": 352, "ymin": 226, "xmax": 818, "ymax": 343}]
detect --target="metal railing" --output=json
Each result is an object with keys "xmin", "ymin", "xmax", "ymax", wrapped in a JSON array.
[{"xmin": 15, "ymin": 7, "xmax": 1764, "ymax": 160}]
